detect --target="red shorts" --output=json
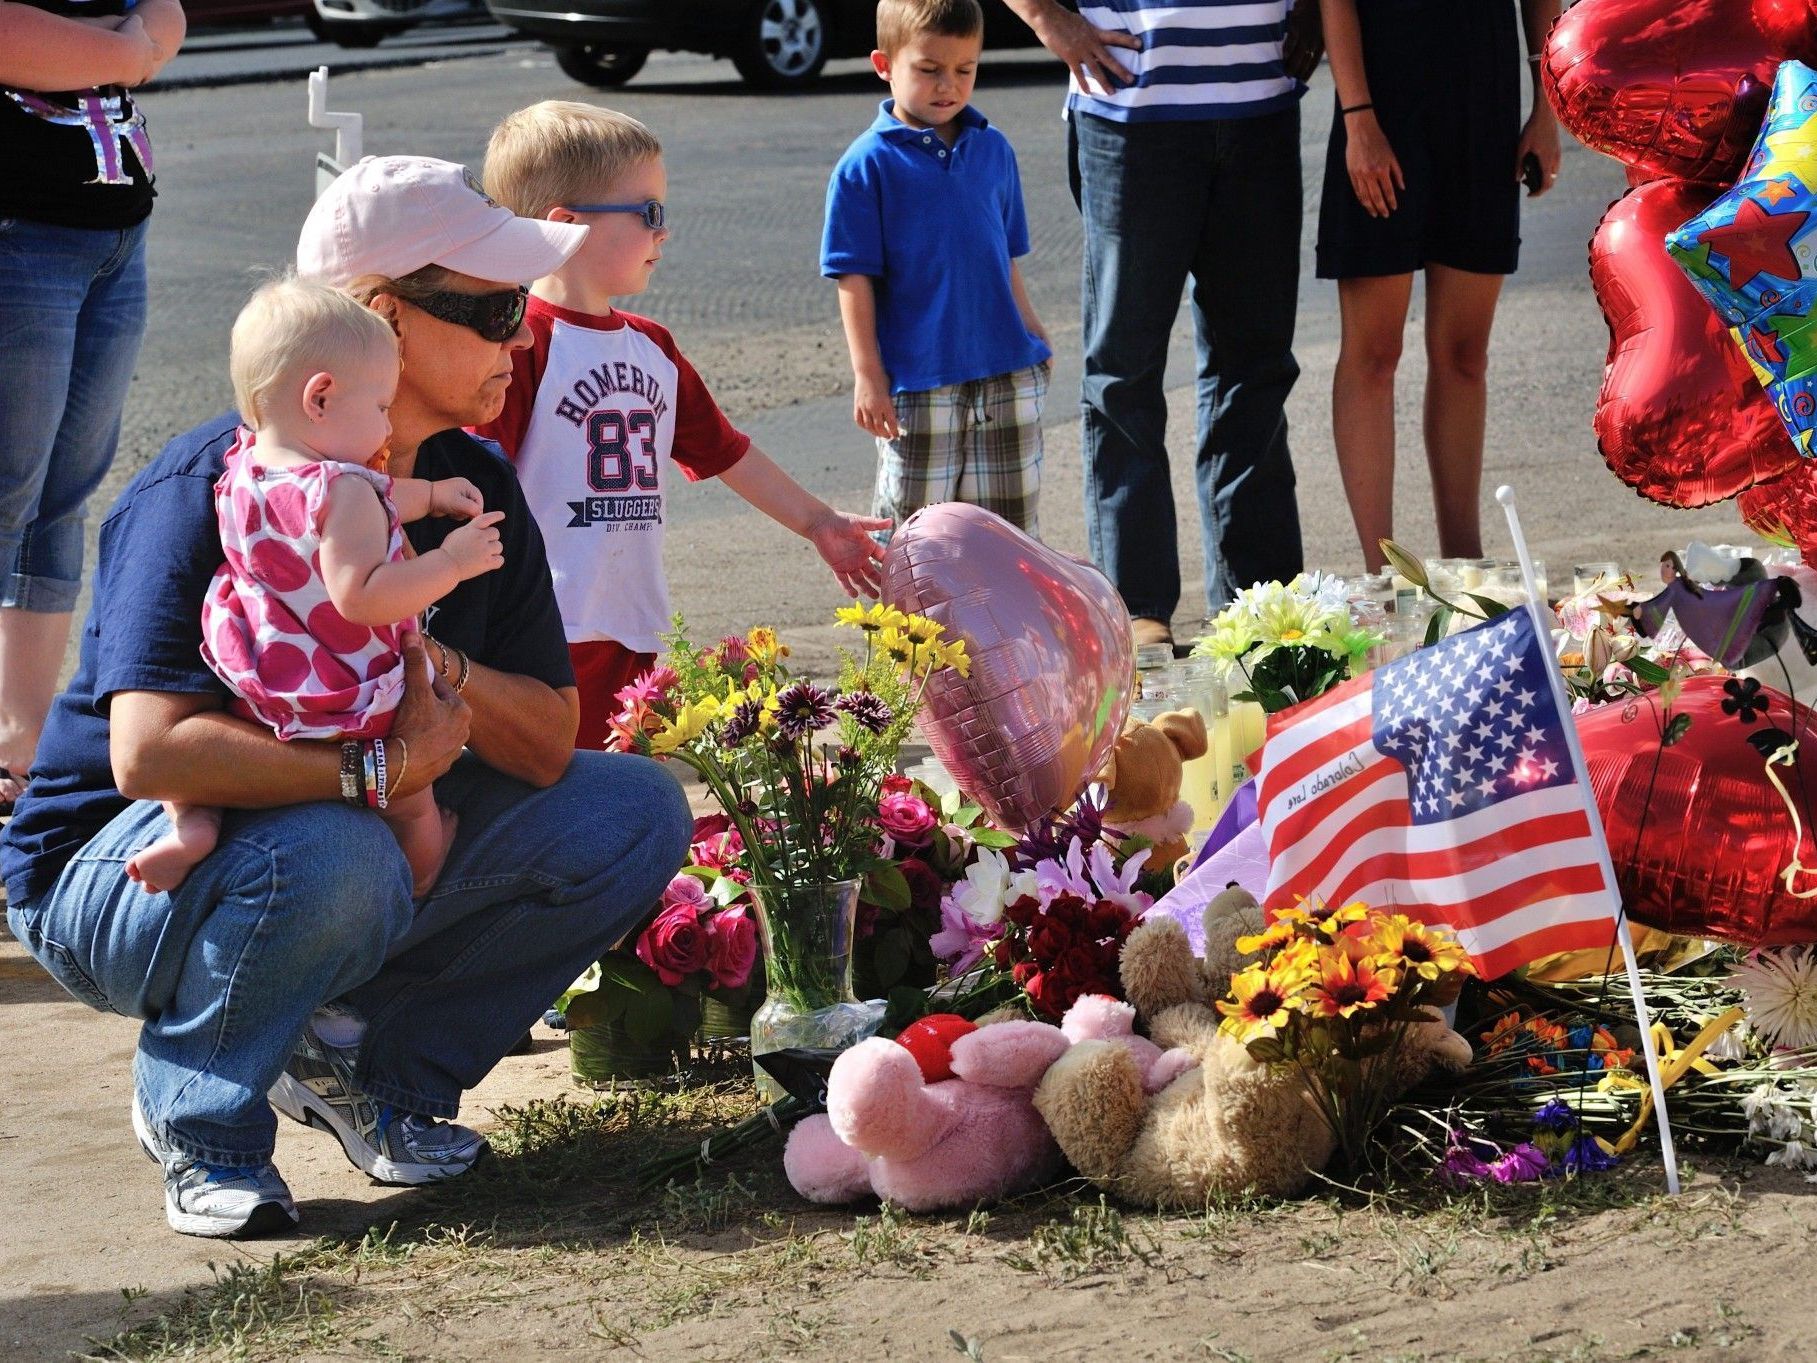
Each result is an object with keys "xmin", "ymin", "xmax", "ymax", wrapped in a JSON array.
[{"xmin": 570, "ymin": 639, "xmax": 656, "ymax": 751}]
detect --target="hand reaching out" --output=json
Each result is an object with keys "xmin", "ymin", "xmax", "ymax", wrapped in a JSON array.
[
  {"xmin": 808, "ymin": 509, "xmax": 890, "ymax": 598},
  {"xmin": 430, "ymin": 477, "xmax": 485, "ymax": 520}
]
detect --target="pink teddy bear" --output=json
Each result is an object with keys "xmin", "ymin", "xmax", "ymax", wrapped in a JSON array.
[{"xmin": 782, "ymin": 1001, "xmax": 1197, "ymax": 1213}]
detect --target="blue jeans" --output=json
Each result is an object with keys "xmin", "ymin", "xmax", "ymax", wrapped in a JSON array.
[
  {"xmin": 6, "ymin": 751, "xmax": 692, "ymax": 1165},
  {"xmin": 1071, "ymin": 109, "xmax": 1305, "ymax": 621},
  {"xmin": 0, "ymin": 216, "xmax": 149, "ymax": 612}
]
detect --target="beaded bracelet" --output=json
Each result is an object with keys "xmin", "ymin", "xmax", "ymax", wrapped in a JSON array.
[
  {"xmin": 340, "ymin": 740, "xmax": 364, "ymax": 806},
  {"xmin": 373, "ymin": 737, "xmax": 390, "ymax": 811}
]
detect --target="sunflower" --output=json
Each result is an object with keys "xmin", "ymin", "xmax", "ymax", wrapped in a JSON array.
[
  {"xmin": 1235, "ymin": 919, "xmax": 1301, "ymax": 957},
  {"xmin": 649, "ymin": 696, "xmax": 720, "ymax": 755},
  {"xmin": 834, "ymin": 602, "xmax": 908, "ymax": 636},
  {"xmin": 878, "ymin": 627, "xmax": 917, "ymax": 669},
  {"xmin": 1368, "ymin": 915, "xmax": 1473, "ymax": 982},
  {"xmin": 1305, "ymin": 949, "xmax": 1396, "ymax": 1020},
  {"xmin": 934, "ymin": 637, "xmax": 972, "ymax": 678},
  {"xmin": 901, "ymin": 612, "xmax": 944, "ymax": 645},
  {"xmin": 1217, "ymin": 963, "xmax": 1305, "ymax": 1044}
]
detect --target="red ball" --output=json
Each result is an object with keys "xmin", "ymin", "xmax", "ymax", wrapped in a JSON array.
[{"xmin": 894, "ymin": 1013, "xmax": 978, "ymax": 1083}]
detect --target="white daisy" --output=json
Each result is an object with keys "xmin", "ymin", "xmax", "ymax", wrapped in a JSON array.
[{"xmin": 1728, "ymin": 947, "xmax": 1817, "ymax": 1051}]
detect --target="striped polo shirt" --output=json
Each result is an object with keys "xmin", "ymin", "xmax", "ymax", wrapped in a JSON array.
[{"xmin": 1068, "ymin": 0, "xmax": 1302, "ymax": 123}]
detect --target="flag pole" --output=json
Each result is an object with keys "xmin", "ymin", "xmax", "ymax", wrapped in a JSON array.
[{"xmin": 1495, "ymin": 486, "xmax": 1680, "ymax": 1193}]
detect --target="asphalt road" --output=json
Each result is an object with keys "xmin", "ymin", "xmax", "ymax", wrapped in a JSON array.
[{"xmin": 95, "ymin": 41, "xmax": 1757, "ymax": 677}]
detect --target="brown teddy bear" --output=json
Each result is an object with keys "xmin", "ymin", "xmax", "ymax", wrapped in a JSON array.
[
  {"xmin": 1096, "ymin": 709, "xmax": 1209, "ymax": 878},
  {"xmin": 1033, "ymin": 888, "xmax": 1473, "ymax": 1206}
]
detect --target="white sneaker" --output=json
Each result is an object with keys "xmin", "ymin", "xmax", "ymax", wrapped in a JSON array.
[{"xmin": 132, "ymin": 1100, "xmax": 299, "ymax": 1239}]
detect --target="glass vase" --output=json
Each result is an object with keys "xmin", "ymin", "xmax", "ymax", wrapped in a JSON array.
[
  {"xmin": 748, "ymin": 877, "xmax": 886, "ymax": 1101},
  {"xmin": 568, "ymin": 1016, "xmax": 686, "ymax": 1088}
]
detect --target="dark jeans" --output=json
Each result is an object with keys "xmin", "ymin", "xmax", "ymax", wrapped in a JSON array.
[{"xmin": 1071, "ymin": 108, "xmax": 1305, "ymax": 622}]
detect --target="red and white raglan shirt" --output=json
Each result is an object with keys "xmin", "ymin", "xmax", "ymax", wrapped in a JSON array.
[{"xmin": 478, "ymin": 300, "xmax": 749, "ymax": 716}]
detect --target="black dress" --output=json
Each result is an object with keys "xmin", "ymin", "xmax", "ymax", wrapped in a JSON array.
[{"xmin": 1316, "ymin": 0, "xmax": 1522, "ymax": 279}]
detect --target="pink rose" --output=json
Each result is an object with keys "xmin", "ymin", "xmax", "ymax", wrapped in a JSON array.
[
  {"xmin": 878, "ymin": 792, "xmax": 937, "ymax": 846},
  {"xmin": 662, "ymin": 873, "xmax": 710, "ymax": 910},
  {"xmin": 704, "ymin": 905, "xmax": 758, "ymax": 990},
  {"xmin": 635, "ymin": 902, "xmax": 708, "ymax": 986}
]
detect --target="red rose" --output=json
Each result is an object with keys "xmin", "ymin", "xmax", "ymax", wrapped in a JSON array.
[
  {"xmin": 1028, "ymin": 916, "xmax": 1075, "ymax": 963},
  {"xmin": 1059, "ymin": 946, "xmax": 1103, "ymax": 989},
  {"xmin": 1012, "ymin": 960, "xmax": 1037, "ymax": 987},
  {"xmin": 703, "ymin": 905, "xmax": 757, "ymax": 990},
  {"xmin": 879, "ymin": 792, "xmax": 937, "ymax": 846},
  {"xmin": 1046, "ymin": 892, "xmax": 1090, "ymax": 929},
  {"xmin": 993, "ymin": 939, "xmax": 1015, "ymax": 969},
  {"xmin": 635, "ymin": 902, "xmax": 708, "ymax": 986},
  {"xmin": 898, "ymin": 857, "xmax": 945, "ymax": 916},
  {"xmin": 1025, "ymin": 970, "xmax": 1066, "ymax": 1020},
  {"xmin": 1003, "ymin": 894, "xmax": 1040, "ymax": 928},
  {"xmin": 881, "ymin": 773, "xmax": 913, "ymax": 796}
]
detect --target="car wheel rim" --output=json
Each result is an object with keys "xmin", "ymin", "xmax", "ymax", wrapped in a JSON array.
[{"xmin": 758, "ymin": 0, "xmax": 822, "ymax": 76}]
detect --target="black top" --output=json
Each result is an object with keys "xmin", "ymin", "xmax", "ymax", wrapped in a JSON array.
[
  {"xmin": 1, "ymin": 0, "xmax": 156, "ymax": 229},
  {"xmin": 0, "ymin": 414, "xmax": 577, "ymax": 905}
]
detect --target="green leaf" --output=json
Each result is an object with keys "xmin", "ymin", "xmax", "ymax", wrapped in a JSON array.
[
  {"xmin": 864, "ymin": 863, "xmax": 912, "ymax": 912},
  {"xmin": 953, "ymin": 803, "xmax": 983, "ymax": 827},
  {"xmin": 622, "ymin": 985, "xmax": 675, "ymax": 1044},
  {"xmin": 1629, "ymin": 656, "xmax": 1672, "ymax": 685},
  {"xmin": 971, "ymin": 829, "xmax": 1018, "ymax": 849},
  {"xmin": 1464, "ymin": 592, "xmax": 1513, "ymax": 620},
  {"xmin": 885, "ymin": 985, "xmax": 932, "ymax": 1032},
  {"xmin": 940, "ymin": 788, "xmax": 963, "ymax": 819},
  {"xmin": 596, "ymin": 954, "xmax": 664, "ymax": 994},
  {"xmin": 873, "ymin": 928, "xmax": 912, "ymax": 990},
  {"xmin": 1423, "ymin": 606, "xmax": 1453, "ymax": 648},
  {"xmin": 1246, "ymin": 1036, "xmax": 1287, "ymax": 1065},
  {"xmin": 1662, "ymin": 712, "xmax": 1693, "ymax": 747}
]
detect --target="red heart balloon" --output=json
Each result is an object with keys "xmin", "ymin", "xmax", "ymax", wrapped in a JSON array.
[
  {"xmin": 882, "ymin": 503, "xmax": 1133, "ymax": 832},
  {"xmin": 1579, "ymin": 676, "xmax": 1817, "ymax": 945},
  {"xmin": 1741, "ymin": 461, "xmax": 1817, "ymax": 568},
  {"xmin": 1544, "ymin": 0, "xmax": 1815, "ymax": 184},
  {"xmin": 1590, "ymin": 179, "xmax": 1796, "ymax": 506}
]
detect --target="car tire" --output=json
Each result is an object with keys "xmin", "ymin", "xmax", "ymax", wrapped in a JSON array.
[
  {"xmin": 306, "ymin": 12, "xmax": 398, "ymax": 46},
  {"xmin": 730, "ymin": 0, "xmax": 830, "ymax": 90},
  {"xmin": 553, "ymin": 43, "xmax": 651, "ymax": 88}
]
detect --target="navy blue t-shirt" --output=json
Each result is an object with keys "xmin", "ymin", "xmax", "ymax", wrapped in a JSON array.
[
  {"xmin": 0, "ymin": 415, "xmax": 575, "ymax": 906},
  {"xmin": 821, "ymin": 101, "xmax": 1050, "ymax": 395}
]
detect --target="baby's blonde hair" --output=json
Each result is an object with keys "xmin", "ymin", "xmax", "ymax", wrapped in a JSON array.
[
  {"xmin": 484, "ymin": 100, "xmax": 662, "ymax": 219},
  {"xmin": 230, "ymin": 276, "xmax": 396, "ymax": 427}
]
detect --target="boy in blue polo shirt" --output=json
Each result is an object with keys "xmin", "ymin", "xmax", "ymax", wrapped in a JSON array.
[{"xmin": 823, "ymin": 0, "xmax": 1052, "ymax": 538}]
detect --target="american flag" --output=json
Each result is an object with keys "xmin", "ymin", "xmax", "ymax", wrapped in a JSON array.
[{"xmin": 1256, "ymin": 607, "xmax": 1619, "ymax": 979}]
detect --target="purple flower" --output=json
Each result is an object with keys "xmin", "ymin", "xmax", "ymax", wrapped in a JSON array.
[
  {"xmin": 1533, "ymin": 1098, "xmax": 1576, "ymax": 1133},
  {"xmin": 1489, "ymin": 1143, "xmax": 1550, "ymax": 1183},
  {"xmin": 719, "ymin": 698, "xmax": 763, "ymax": 748},
  {"xmin": 930, "ymin": 894, "xmax": 1006, "ymax": 974},
  {"xmin": 775, "ymin": 681, "xmax": 835, "ymax": 741},
  {"xmin": 1563, "ymin": 1135, "xmax": 1621, "ymax": 1173},
  {"xmin": 835, "ymin": 689, "xmax": 894, "ymax": 735}
]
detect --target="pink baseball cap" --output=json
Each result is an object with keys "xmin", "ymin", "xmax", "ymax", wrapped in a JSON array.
[{"xmin": 297, "ymin": 155, "xmax": 587, "ymax": 287}]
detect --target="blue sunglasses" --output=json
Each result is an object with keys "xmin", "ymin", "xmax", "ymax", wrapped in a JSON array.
[{"xmin": 565, "ymin": 199, "xmax": 666, "ymax": 230}]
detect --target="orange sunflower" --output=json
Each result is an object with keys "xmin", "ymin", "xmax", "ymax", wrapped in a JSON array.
[
  {"xmin": 1217, "ymin": 964, "xmax": 1305, "ymax": 1045},
  {"xmin": 1368, "ymin": 914, "xmax": 1474, "ymax": 982},
  {"xmin": 1305, "ymin": 949, "xmax": 1397, "ymax": 1020}
]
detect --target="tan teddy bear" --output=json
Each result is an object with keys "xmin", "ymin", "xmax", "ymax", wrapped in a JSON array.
[
  {"xmin": 1033, "ymin": 888, "xmax": 1473, "ymax": 1206},
  {"xmin": 1096, "ymin": 709, "xmax": 1209, "ymax": 877}
]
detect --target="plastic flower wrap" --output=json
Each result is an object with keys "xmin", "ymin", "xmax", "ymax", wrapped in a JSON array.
[
  {"xmin": 1191, "ymin": 573, "xmax": 1380, "ymax": 713},
  {"xmin": 1217, "ymin": 900, "xmax": 1475, "ymax": 1170}
]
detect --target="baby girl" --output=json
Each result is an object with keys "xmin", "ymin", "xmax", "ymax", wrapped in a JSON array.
[{"xmin": 126, "ymin": 278, "xmax": 504, "ymax": 896}]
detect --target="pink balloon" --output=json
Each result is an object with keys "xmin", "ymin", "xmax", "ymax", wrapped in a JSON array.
[{"xmin": 882, "ymin": 504, "xmax": 1133, "ymax": 832}]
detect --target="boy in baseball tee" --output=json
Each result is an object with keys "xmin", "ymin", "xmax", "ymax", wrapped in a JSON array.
[
  {"xmin": 824, "ymin": 0, "xmax": 1053, "ymax": 538},
  {"xmin": 479, "ymin": 102, "xmax": 887, "ymax": 749}
]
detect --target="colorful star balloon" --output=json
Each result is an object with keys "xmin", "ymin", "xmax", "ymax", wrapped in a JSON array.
[{"xmin": 1668, "ymin": 60, "xmax": 1817, "ymax": 457}]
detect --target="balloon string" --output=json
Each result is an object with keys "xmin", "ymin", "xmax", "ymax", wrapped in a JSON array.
[{"xmin": 1762, "ymin": 739, "xmax": 1817, "ymax": 899}]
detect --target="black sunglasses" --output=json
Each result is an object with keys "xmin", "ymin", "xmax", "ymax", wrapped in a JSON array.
[
  {"xmin": 564, "ymin": 199, "xmax": 667, "ymax": 231},
  {"xmin": 406, "ymin": 285, "xmax": 529, "ymax": 343}
]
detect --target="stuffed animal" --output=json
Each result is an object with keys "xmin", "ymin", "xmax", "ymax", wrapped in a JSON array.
[
  {"xmin": 1096, "ymin": 709, "xmax": 1209, "ymax": 876},
  {"xmin": 784, "ymin": 1004, "xmax": 1153, "ymax": 1212},
  {"xmin": 1033, "ymin": 889, "xmax": 1473, "ymax": 1207}
]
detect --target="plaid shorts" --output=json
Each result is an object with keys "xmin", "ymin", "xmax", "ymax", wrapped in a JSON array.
[{"xmin": 874, "ymin": 360, "xmax": 1050, "ymax": 539}]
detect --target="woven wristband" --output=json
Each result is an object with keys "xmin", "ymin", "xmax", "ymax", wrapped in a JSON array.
[{"xmin": 373, "ymin": 738, "xmax": 389, "ymax": 811}]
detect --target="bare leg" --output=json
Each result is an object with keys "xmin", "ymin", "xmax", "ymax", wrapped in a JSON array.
[
  {"xmin": 1422, "ymin": 263, "xmax": 1505, "ymax": 560},
  {"xmin": 126, "ymin": 801, "xmax": 224, "ymax": 894},
  {"xmin": 1331, "ymin": 275, "xmax": 1416, "ymax": 572},
  {"xmin": 382, "ymin": 785, "xmax": 457, "ymax": 899},
  {"xmin": 0, "ymin": 607, "xmax": 74, "ymax": 800}
]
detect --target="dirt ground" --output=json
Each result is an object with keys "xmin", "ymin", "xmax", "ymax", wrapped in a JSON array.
[{"xmin": 5, "ymin": 915, "xmax": 1816, "ymax": 1363}]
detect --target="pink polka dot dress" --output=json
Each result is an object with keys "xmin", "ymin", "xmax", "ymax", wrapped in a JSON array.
[{"xmin": 200, "ymin": 429, "xmax": 410, "ymax": 742}]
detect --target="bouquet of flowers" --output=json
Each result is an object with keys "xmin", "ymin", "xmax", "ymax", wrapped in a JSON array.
[
  {"xmin": 1217, "ymin": 899, "xmax": 1476, "ymax": 1171},
  {"xmin": 558, "ymin": 817, "xmax": 761, "ymax": 1080},
  {"xmin": 1192, "ymin": 572, "xmax": 1380, "ymax": 713},
  {"xmin": 930, "ymin": 829, "xmax": 1154, "ymax": 1022},
  {"xmin": 853, "ymin": 774, "xmax": 1013, "ymax": 1004},
  {"xmin": 605, "ymin": 609, "xmax": 971, "ymax": 1068}
]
